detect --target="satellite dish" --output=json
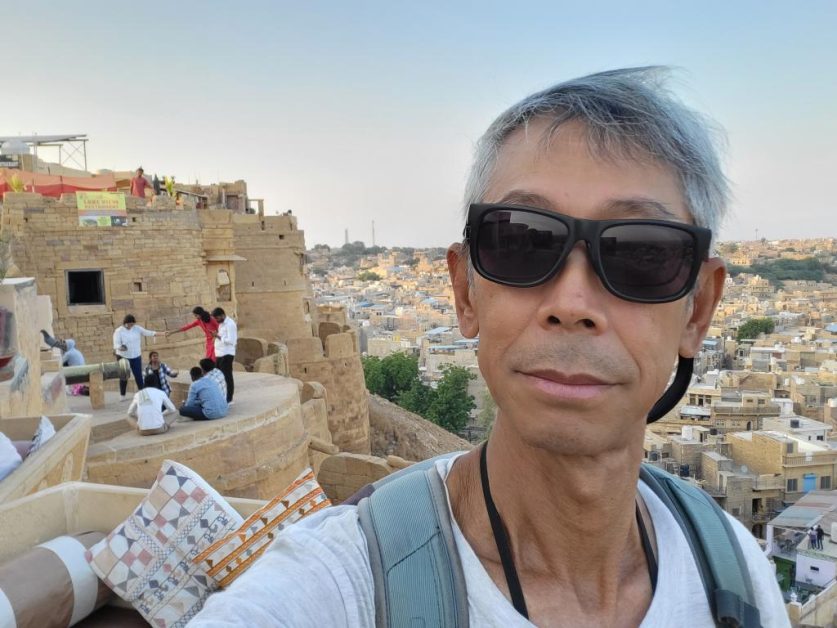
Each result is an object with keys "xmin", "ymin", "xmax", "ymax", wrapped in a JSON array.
[{"xmin": 741, "ymin": 465, "xmax": 749, "ymax": 474}]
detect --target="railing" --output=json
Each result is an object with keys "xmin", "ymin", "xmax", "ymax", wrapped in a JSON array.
[
  {"xmin": 784, "ymin": 453, "xmax": 835, "ymax": 467},
  {"xmin": 754, "ymin": 475, "xmax": 785, "ymax": 490}
]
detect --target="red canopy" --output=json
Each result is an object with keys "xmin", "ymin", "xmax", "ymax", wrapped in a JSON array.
[{"xmin": 0, "ymin": 168, "xmax": 117, "ymax": 198}]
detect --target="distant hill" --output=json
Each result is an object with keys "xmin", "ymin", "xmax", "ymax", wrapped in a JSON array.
[{"xmin": 727, "ymin": 257, "xmax": 836, "ymax": 286}]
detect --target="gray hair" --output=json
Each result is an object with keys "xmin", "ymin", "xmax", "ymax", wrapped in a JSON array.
[{"xmin": 463, "ymin": 67, "xmax": 729, "ymax": 244}]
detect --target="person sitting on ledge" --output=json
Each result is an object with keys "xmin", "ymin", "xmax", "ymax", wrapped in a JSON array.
[
  {"xmin": 126, "ymin": 374, "xmax": 177, "ymax": 436},
  {"xmin": 199, "ymin": 357, "xmax": 227, "ymax": 401},
  {"xmin": 179, "ymin": 366, "xmax": 228, "ymax": 421}
]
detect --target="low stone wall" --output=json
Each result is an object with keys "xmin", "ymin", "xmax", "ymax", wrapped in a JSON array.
[
  {"xmin": 367, "ymin": 393, "xmax": 472, "ymax": 461},
  {"xmin": 317, "ymin": 453, "xmax": 392, "ymax": 503},
  {"xmin": 85, "ymin": 374, "xmax": 310, "ymax": 499}
]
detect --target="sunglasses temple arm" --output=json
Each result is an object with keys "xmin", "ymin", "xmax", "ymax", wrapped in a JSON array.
[{"xmin": 647, "ymin": 356, "xmax": 694, "ymax": 423}]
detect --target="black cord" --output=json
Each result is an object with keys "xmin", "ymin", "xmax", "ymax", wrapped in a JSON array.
[
  {"xmin": 479, "ymin": 443, "xmax": 658, "ymax": 621},
  {"xmin": 480, "ymin": 442, "xmax": 529, "ymax": 618}
]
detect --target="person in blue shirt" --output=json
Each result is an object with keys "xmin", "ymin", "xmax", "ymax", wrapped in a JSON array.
[{"xmin": 179, "ymin": 366, "xmax": 228, "ymax": 421}]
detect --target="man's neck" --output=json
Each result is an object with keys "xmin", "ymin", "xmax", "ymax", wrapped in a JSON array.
[{"xmin": 447, "ymin": 417, "xmax": 653, "ymax": 627}]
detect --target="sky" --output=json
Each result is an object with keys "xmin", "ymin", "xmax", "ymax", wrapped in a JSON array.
[{"xmin": 3, "ymin": 1, "xmax": 836, "ymax": 248}]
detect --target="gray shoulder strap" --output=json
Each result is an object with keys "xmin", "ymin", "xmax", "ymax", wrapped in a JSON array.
[
  {"xmin": 640, "ymin": 463, "xmax": 762, "ymax": 628},
  {"xmin": 358, "ymin": 464, "xmax": 469, "ymax": 628}
]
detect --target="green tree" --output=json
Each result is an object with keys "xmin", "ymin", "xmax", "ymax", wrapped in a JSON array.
[
  {"xmin": 396, "ymin": 379, "xmax": 434, "ymax": 417},
  {"xmin": 357, "ymin": 271, "xmax": 382, "ymax": 281},
  {"xmin": 380, "ymin": 353, "xmax": 419, "ymax": 399},
  {"xmin": 362, "ymin": 352, "xmax": 420, "ymax": 401},
  {"xmin": 736, "ymin": 318, "xmax": 775, "ymax": 341},
  {"xmin": 426, "ymin": 365, "xmax": 476, "ymax": 433},
  {"xmin": 361, "ymin": 356, "xmax": 386, "ymax": 396}
]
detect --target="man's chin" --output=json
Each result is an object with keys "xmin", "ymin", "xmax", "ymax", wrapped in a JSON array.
[{"xmin": 502, "ymin": 412, "xmax": 643, "ymax": 458}]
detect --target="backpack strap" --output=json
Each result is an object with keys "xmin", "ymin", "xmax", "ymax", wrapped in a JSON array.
[
  {"xmin": 358, "ymin": 462, "xmax": 469, "ymax": 628},
  {"xmin": 640, "ymin": 464, "xmax": 762, "ymax": 628}
]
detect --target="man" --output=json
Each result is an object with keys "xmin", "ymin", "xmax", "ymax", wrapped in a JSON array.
[
  {"xmin": 130, "ymin": 167, "xmax": 150, "ymax": 198},
  {"xmin": 113, "ymin": 314, "xmax": 160, "ymax": 401},
  {"xmin": 179, "ymin": 366, "xmax": 228, "ymax": 421},
  {"xmin": 191, "ymin": 68, "xmax": 788, "ymax": 626},
  {"xmin": 199, "ymin": 357, "xmax": 227, "ymax": 401},
  {"xmin": 126, "ymin": 374, "xmax": 177, "ymax": 435},
  {"xmin": 211, "ymin": 307, "xmax": 237, "ymax": 404}
]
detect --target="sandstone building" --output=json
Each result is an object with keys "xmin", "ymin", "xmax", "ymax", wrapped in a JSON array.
[{"xmin": 0, "ymin": 188, "xmax": 370, "ymax": 453}]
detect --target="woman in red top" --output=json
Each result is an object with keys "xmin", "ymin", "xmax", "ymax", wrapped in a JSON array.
[{"xmin": 166, "ymin": 306, "xmax": 219, "ymax": 360}]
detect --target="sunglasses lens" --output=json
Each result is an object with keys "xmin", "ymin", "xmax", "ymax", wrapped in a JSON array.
[
  {"xmin": 599, "ymin": 224, "xmax": 696, "ymax": 300},
  {"xmin": 476, "ymin": 209, "xmax": 569, "ymax": 284}
]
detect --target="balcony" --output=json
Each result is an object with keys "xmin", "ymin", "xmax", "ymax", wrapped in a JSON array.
[
  {"xmin": 754, "ymin": 475, "xmax": 785, "ymax": 490},
  {"xmin": 783, "ymin": 452, "xmax": 835, "ymax": 467}
]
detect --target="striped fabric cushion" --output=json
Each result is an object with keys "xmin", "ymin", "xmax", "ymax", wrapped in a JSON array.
[
  {"xmin": 195, "ymin": 467, "xmax": 330, "ymax": 587},
  {"xmin": 0, "ymin": 532, "xmax": 112, "ymax": 628}
]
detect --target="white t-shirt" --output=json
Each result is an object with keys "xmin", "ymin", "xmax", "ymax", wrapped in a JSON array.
[
  {"xmin": 191, "ymin": 456, "xmax": 790, "ymax": 627},
  {"xmin": 127, "ymin": 387, "xmax": 176, "ymax": 431},
  {"xmin": 214, "ymin": 317, "xmax": 237, "ymax": 357},
  {"xmin": 113, "ymin": 325, "xmax": 156, "ymax": 359}
]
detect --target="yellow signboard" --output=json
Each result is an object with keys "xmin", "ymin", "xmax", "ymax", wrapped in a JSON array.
[{"xmin": 76, "ymin": 192, "xmax": 128, "ymax": 227}]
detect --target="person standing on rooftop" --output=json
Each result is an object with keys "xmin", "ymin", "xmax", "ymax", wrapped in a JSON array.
[
  {"xmin": 113, "ymin": 314, "xmax": 161, "ymax": 401},
  {"xmin": 211, "ymin": 307, "xmax": 237, "ymax": 404},
  {"xmin": 166, "ymin": 306, "xmax": 219, "ymax": 360},
  {"xmin": 130, "ymin": 167, "xmax": 150, "ymax": 198}
]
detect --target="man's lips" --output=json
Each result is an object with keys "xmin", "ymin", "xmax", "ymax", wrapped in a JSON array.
[{"xmin": 519, "ymin": 369, "xmax": 614, "ymax": 401}]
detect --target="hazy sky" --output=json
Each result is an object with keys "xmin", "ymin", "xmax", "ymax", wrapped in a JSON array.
[{"xmin": 4, "ymin": 1, "xmax": 836, "ymax": 247}]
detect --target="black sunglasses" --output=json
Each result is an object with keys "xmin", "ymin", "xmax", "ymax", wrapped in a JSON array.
[{"xmin": 465, "ymin": 204, "xmax": 712, "ymax": 303}]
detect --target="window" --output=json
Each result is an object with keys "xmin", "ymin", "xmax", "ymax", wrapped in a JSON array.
[
  {"xmin": 786, "ymin": 443, "xmax": 794, "ymax": 454},
  {"xmin": 787, "ymin": 479, "xmax": 798, "ymax": 492},
  {"xmin": 732, "ymin": 507, "xmax": 741, "ymax": 516},
  {"xmin": 67, "ymin": 270, "xmax": 105, "ymax": 305},
  {"xmin": 821, "ymin": 477, "xmax": 831, "ymax": 490},
  {"xmin": 811, "ymin": 566, "xmax": 820, "ymax": 572}
]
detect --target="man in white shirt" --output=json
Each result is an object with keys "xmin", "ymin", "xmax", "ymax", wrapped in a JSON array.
[
  {"xmin": 126, "ymin": 375, "xmax": 177, "ymax": 436},
  {"xmin": 191, "ymin": 68, "xmax": 789, "ymax": 627},
  {"xmin": 210, "ymin": 307, "xmax": 237, "ymax": 403},
  {"xmin": 112, "ymin": 313, "xmax": 161, "ymax": 401}
]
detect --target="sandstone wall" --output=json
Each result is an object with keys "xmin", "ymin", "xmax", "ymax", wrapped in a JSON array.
[
  {"xmin": 1, "ymin": 193, "xmax": 213, "ymax": 365},
  {"xmin": 367, "ymin": 393, "xmax": 472, "ymax": 461},
  {"xmin": 232, "ymin": 214, "xmax": 312, "ymax": 341},
  {"xmin": 287, "ymin": 327, "xmax": 370, "ymax": 454},
  {"xmin": 317, "ymin": 453, "xmax": 392, "ymax": 503},
  {"xmin": 0, "ymin": 277, "xmax": 68, "ymax": 417}
]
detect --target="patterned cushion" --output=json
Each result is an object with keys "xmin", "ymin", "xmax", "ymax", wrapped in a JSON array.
[
  {"xmin": 29, "ymin": 416, "xmax": 56, "ymax": 454},
  {"xmin": 85, "ymin": 460, "xmax": 244, "ymax": 628},
  {"xmin": 195, "ymin": 468, "xmax": 330, "ymax": 587},
  {"xmin": 0, "ymin": 531, "xmax": 111, "ymax": 628}
]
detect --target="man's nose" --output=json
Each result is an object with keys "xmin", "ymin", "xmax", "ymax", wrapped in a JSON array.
[{"xmin": 536, "ymin": 243, "xmax": 608, "ymax": 331}]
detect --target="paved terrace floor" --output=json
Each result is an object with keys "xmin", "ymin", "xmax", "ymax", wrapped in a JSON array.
[
  {"xmin": 74, "ymin": 372, "xmax": 309, "ymax": 498},
  {"xmin": 68, "ymin": 372, "xmax": 300, "ymax": 445}
]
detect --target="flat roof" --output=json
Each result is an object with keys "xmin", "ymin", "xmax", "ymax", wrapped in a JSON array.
[{"xmin": 0, "ymin": 134, "xmax": 87, "ymax": 144}]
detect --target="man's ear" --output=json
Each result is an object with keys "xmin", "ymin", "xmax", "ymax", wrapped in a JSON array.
[
  {"xmin": 679, "ymin": 257, "xmax": 726, "ymax": 358},
  {"xmin": 447, "ymin": 243, "xmax": 479, "ymax": 338}
]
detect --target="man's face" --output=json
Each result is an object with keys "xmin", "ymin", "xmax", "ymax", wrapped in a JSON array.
[
  {"xmin": 150, "ymin": 353, "xmax": 159, "ymax": 365},
  {"xmin": 125, "ymin": 322, "xmax": 135, "ymax": 330},
  {"xmin": 213, "ymin": 314, "xmax": 225, "ymax": 324},
  {"xmin": 448, "ymin": 119, "xmax": 725, "ymax": 455}
]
